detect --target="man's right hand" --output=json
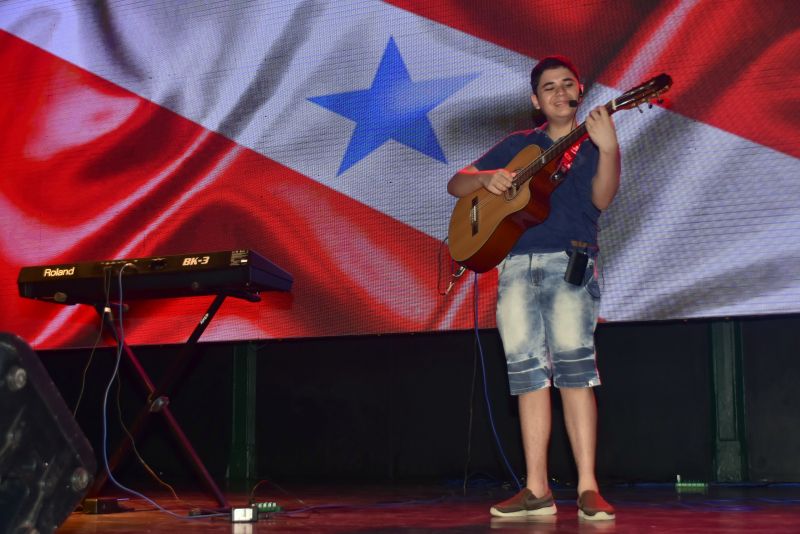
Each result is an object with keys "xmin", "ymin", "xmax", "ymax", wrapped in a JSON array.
[
  {"xmin": 447, "ymin": 166, "xmax": 517, "ymax": 198},
  {"xmin": 479, "ymin": 169, "xmax": 516, "ymax": 195}
]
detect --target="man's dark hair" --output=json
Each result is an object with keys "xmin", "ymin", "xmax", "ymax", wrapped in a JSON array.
[{"xmin": 530, "ymin": 55, "xmax": 581, "ymax": 94}]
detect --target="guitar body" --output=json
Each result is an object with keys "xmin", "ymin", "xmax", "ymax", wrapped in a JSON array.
[{"xmin": 448, "ymin": 144, "xmax": 563, "ymax": 273}]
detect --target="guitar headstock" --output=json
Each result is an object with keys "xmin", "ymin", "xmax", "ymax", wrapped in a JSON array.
[{"xmin": 611, "ymin": 73, "xmax": 672, "ymax": 111}]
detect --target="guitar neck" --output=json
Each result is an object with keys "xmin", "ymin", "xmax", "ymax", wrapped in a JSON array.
[{"xmin": 516, "ymin": 101, "xmax": 616, "ymax": 184}]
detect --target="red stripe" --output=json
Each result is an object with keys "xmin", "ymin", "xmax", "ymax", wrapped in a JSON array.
[
  {"xmin": 386, "ymin": 0, "xmax": 800, "ymax": 159},
  {"xmin": 0, "ymin": 31, "xmax": 495, "ymax": 349}
]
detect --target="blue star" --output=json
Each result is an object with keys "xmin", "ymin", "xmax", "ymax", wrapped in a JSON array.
[{"xmin": 309, "ymin": 37, "xmax": 479, "ymax": 176}]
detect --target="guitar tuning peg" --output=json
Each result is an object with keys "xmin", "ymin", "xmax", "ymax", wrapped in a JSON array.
[{"xmin": 636, "ymin": 104, "xmax": 644, "ymax": 114}]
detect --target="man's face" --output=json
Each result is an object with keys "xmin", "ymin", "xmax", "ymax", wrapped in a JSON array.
[{"xmin": 531, "ymin": 66, "xmax": 581, "ymax": 122}]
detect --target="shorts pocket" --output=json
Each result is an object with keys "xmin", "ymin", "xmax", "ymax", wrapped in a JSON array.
[
  {"xmin": 583, "ymin": 260, "xmax": 601, "ymax": 299},
  {"xmin": 497, "ymin": 257, "xmax": 508, "ymax": 275}
]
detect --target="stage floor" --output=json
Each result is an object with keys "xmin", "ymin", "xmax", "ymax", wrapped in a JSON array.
[{"xmin": 57, "ymin": 483, "xmax": 800, "ymax": 533}]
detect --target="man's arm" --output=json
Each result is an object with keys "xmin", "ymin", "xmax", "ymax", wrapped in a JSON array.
[
  {"xmin": 447, "ymin": 165, "xmax": 515, "ymax": 198},
  {"xmin": 585, "ymin": 106, "xmax": 621, "ymax": 210}
]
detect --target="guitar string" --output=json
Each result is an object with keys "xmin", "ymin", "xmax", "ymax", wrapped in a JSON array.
[
  {"xmin": 467, "ymin": 124, "xmax": 588, "ymax": 214},
  {"xmin": 450, "ymin": 124, "xmax": 589, "ymax": 244}
]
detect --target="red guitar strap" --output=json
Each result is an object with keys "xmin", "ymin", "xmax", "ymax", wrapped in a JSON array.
[{"xmin": 557, "ymin": 134, "xmax": 588, "ymax": 175}]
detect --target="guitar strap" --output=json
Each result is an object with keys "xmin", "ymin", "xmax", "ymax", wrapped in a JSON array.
[{"xmin": 557, "ymin": 134, "xmax": 588, "ymax": 176}]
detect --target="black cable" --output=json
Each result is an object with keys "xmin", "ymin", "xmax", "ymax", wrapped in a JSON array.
[{"xmin": 461, "ymin": 331, "xmax": 479, "ymax": 495}]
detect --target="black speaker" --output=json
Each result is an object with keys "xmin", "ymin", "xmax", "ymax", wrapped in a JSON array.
[{"xmin": 0, "ymin": 333, "xmax": 96, "ymax": 534}]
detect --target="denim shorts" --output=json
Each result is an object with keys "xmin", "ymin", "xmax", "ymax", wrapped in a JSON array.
[{"xmin": 496, "ymin": 251, "xmax": 601, "ymax": 394}]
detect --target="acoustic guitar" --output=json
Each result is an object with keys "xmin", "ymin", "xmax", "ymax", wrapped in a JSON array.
[{"xmin": 447, "ymin": 73, "xmax": 672, "ymax": 273}]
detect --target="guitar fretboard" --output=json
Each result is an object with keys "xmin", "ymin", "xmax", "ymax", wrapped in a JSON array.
[{"xmin": 513, "ymin": 101, "xmax": 616, "ymax": 188}]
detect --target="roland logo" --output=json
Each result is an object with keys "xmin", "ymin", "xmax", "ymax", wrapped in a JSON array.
[
  {"xmin": 182, "ymin": 256, "xmax": 211, "ymax": 267},
  {"xmin": 43, "ymin": 266, "xmax": 76, "ymax": 277}
]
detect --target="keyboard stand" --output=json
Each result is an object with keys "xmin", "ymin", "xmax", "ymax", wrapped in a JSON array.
[{"xmin": 86, "ymin": 292, "xmax": 256, "ymax": 511}]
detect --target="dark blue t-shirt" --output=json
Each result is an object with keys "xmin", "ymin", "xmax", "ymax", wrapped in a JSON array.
[{"xmin": 473, "ymin": 129, "xmax": 601, "ymax": 254}]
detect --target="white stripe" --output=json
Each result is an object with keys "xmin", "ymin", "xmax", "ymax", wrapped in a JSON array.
[{"xmin": 597, "ymin": 92, "xmax": 800, "ymax": 320}]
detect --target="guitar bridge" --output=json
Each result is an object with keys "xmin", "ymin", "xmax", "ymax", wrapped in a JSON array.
[{"xmin": 470, "ymin": 197, "xmax": 478, "ymax": 236}]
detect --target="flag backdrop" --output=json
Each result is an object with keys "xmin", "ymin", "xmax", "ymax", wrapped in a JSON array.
[{"xmin": 1, "ymin": 0, "xmax": 798, "ymax": 350}]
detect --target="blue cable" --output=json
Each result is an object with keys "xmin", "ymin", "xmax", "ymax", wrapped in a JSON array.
[
  {"xmin": 98, "ymin": 266, "xmax": 226, "ymax": 520},
  {"xmin": 472, "ymin": 272, "xmax": 523, "ymax": 491}
]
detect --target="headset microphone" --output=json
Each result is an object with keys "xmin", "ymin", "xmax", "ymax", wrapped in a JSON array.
[{"xmin": 568, "ymin": 100, "xmax": 579, "ymax": 107}]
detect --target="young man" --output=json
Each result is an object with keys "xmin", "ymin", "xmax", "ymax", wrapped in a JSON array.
[{"xmin": 447, "ymin": 56, "xmax": 619, "ymax": 521}]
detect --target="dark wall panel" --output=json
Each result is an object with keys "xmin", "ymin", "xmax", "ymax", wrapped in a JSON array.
[
  {"xmin": 741, "ymin": 316, "xmax": 800, "ymax": 481},
  {"xmin": 595, "ymin": 321, "xmax": 713, "ymax": 482},
  {"xmin": 33, "ymin": 315, "xmax": 799, "ymax": 487}
]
